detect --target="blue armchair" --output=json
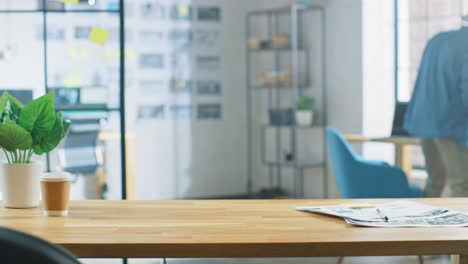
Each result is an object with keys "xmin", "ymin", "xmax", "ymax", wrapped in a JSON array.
[{"xmin": 326, "ymin": 128, "xmax": 422, "ymax": 198}]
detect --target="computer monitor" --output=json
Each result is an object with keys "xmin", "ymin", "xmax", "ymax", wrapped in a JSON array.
[{"xmin": 391, "ymin": 102, "xmax": 409, "ymax": 137}]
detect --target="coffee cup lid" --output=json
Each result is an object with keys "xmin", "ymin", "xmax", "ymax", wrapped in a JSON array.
[{"xmin": 41, "ymin": 172, "xmax": 73, "ymax": 182}]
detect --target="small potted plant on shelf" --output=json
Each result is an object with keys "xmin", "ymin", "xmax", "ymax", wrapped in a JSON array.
[
  {"xmin": 296, "ymin": 95, "xmax": 315, "ymax": 127},
  {"xmin": 0, "ymin": 91, "xmax": 70, "ymax": 208}
]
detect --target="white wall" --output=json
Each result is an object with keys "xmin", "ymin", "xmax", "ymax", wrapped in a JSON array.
[
  {"xmin": 186, "ymin": 0, "xmax": 255, "ymax": 198},
  {"xmin": 325, "ymin": 0, "xmax": 364, "ymax": 197},
  {"xmin": 361, "ymin": 0, "xmax": 395, "ymax": 164}
]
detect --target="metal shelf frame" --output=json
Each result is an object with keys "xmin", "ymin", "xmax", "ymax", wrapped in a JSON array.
[{"xmin": 245, "ymin": 4, "xmax": 328, "ymax": 199}]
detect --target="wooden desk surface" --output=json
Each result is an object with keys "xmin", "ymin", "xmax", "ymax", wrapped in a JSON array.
[
  {"xmin": 2, "ymin": 199, "xmax": 468, "ymax": 258},
  {"xmin": 345, "ymin": 134, "xmax": 420, "ymax": 145}
]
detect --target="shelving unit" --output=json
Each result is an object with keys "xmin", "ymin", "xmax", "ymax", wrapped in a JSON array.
[
  {"xmin": 245, "ymin": 3, "xmax": 327, "ymax": 198},
  {"xmin": 0, "ymin": 0, "xmax": 127, "ymax": 199}
]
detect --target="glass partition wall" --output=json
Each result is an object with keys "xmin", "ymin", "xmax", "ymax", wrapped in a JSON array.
[
  {"xmin": 0, "ymin": 0, "xmax": 252, "ymax": 201},
  {"xmin": 0, "ymin": 0, "xmax": 125, "ymax": 200}
]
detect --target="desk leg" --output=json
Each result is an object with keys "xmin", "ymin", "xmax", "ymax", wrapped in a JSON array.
[
  {"xmin": 395, "ymin": 145, "xmax": 413, "ymax": 176},
  {"xmin": 451, "ymin": 255, "xmax": 468, "ymax": 264}
]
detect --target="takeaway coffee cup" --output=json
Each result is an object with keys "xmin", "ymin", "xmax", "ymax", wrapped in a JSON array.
[{"xmin": 41, "ymin": 172, "xmax": 72, "ymax": 217}]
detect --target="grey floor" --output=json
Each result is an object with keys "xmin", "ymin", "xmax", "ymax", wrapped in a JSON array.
[{"xmin": 82, "ymin": 256, "xmax": 450, "ymax": 264}]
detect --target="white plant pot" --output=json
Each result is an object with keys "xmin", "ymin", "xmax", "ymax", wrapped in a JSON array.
[
  {"xmin": 1, "ymin": 162, "xmax": 42, "ymax": 208},
  {"xmin": 296, "ymin": 110, "xmax": 314, "ymax": 126}
]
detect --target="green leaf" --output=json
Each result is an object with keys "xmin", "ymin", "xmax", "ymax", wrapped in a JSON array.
[
  {"xmin": 18, "ymin": 92, "xmax": 56, "ymax": 141},
  {"xmin": 8, "ymin": 94, "xmax": 24, "ymax": 118},
  {"xmin": 0, "ymin": 118, "xmax": 33, "ymax": 151},
  {"xmin": 33, "ymin": 112, "xmax": 69, "ymax": 155},
  {"xmin": 296, "ymin": 96, "xmax": 315, "ymax": 110},
  {"xmin": 0, "ymin": 92, "xmax": 9, "ymax": 111},
  {"xmin": 0, "ymin": 92, "xmax": 23, "ymax": 122},
  {"xmin": 0, "ymin": 92, "xmax": 10, "ymax": 121},
  {"xmin": 63, "ymin": 119, "xmax": 71, "ymax": 135}
]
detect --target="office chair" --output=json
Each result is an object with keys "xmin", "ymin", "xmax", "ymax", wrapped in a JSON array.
[
  {"xmin": 327, "ymin": 128, "xmax": 424, "ymax": 264},
  {"xmin": 59, "ymin": 130, "xmax": 101, "ymax": 175},
  {"xmin": 57, "ymin": 113, "xmax": 107, "ymax": 199},
  {"xmin": 0, "ymin": 227, "xmax": 79, "ymax": 264},
  {"xmin": 326, "ymin": 128, "xmax": 422, "ymax": 198}
]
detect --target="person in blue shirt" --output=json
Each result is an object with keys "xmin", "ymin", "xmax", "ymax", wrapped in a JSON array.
[{"xmin": 403, "ymin": 25, "xmax": 468, "ymax": 197}]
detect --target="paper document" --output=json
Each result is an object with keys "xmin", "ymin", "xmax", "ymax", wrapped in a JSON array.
[{"xmin": 297, "ymin": 201, "xmax": 468, "ymax": 227}]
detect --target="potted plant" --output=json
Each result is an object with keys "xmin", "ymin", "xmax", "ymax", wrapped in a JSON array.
[
  {"xmin": 296, "ymin": 95, "xmax": 315, "ymax": 126},
  {"xmin": 0, "ymin": 91, "xmax": 70, "ymax": 208}
]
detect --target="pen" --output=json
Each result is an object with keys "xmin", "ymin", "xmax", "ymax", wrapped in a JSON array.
[{"xmin": 376, "ymin": 208, "xmax": 389, "ymax": 222}]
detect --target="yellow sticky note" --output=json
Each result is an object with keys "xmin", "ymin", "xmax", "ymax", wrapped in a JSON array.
[
  {"xmin": 178, "ymin": 5, "xmax": 189, "ymax": 16},
  {"xmin": 89, "ymin": 27, "xmax": 110, "ymax": 46},
  {"xmin": 341, "ymin": 203, "xmax": 375, "ymax": 209},
  {"xmin": 60, "ymin": 0, "xmax": 79, "ymax": 3}
]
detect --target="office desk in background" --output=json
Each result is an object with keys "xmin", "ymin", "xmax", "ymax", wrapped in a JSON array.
[
  {"xmin": 98, "ymin": 132, "xmax": 136, "ymax": 199},
  {"xmin": 345, "ymin": 134, "xmax": 420, "ymax": 176},
  {"xmin": 1, "ymin": 199, "xmax": 468, "ymax": 263}
]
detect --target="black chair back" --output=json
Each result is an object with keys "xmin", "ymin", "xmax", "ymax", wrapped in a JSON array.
[{"xmin": 0, "ymin": 227, "xmax": 79, "ymax": 264}]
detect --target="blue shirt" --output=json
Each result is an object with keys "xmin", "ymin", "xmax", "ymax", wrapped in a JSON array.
[{"xmin": 403, "ymin": 27, "xmax": 468, "ymax": 147}]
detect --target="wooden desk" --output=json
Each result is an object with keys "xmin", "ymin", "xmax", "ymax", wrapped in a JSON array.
[
  {"xmin": 1, "ymin": 199, "xmax": 468, "ymax": 263},
  {"xmin": 345, "ymin": 134, "xmax": 420, "ymax": 176}
]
